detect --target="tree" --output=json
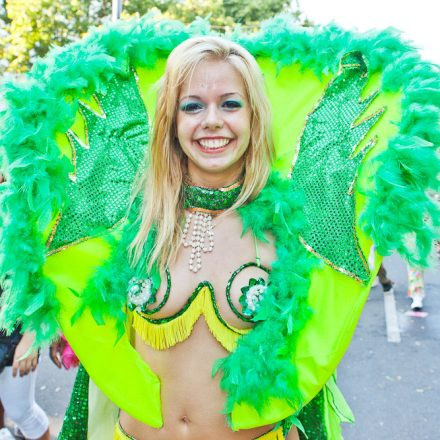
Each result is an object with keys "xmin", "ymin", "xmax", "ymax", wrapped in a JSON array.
[
  {"xmin": 123, "ymin": 0, "xmax": 299, "ymax": 29},
  {"xmin": 123, "ymin": 0, "xmax": 176, "ymax": 15},
  {"xmin": 165, "ymin": 0, "xmax": 235, "ymax": 28},
  {"xmin": 223, "ymin": 0, "xmax": 292, "ymax": 26},
  {"xmin": 0, "ymin": 0, "xmax": 308, "ymax": 74},
  {"xmin": 0, "ymin": 0, "xmax": 109, "ymax": 73},
  {"xmin": 0, "ymin": 0, "xmax": 11, "ymax": 72}
]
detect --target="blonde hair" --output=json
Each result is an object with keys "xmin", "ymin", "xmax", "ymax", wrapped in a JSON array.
[{"xmin": 129, "ymin": 36, "xmax": 274, "ymax": 272}]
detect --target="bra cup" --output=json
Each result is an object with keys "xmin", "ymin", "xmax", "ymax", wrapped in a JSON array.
[
  {"xmin": 138, "ymin": 262, "xmax": 269, "ymax": 330},
  {"xmin": 137, "ymin": 213, "xmax": 276, "ymax": 331}
]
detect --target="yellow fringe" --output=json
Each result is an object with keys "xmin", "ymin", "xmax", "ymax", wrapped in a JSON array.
[{"xmin": 131, "ymin": 286, "xmax": 250, "ymax": 352}]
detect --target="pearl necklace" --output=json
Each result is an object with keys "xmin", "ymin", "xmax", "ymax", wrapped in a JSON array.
[
  {"xmin": 182, "ymin": 178, "xmax": 243, "ymax": 273},
  {"xmin": 182, "ymin": 211, "xmax": 214, "ymax": 272}
]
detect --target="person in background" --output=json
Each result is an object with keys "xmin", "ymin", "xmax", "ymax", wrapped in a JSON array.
[
  {"xmin": 407, "ymin": 266, "xmax": 425, "ymax": 311},
  {"xmin": 0, "ymin": 174, "xmax": 50, "ymax": 440},
  {"xmin": 376, "ymin": 264, "xmax": 394, "ymax": 292},
  {"xmin": 0, "ymin": 314, "xmax": 50, "ymax": 440},
  {"xmin": 375, "ymin": 261, "xmax": 425, "ymax": 312}
]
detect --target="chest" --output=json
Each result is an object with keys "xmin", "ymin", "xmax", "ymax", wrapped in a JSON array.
[{"xmin": 143, "ymin": 212, "xmax": 276, "ymax": 329}]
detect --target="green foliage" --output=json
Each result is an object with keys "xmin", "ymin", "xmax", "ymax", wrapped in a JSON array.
[
  {"xmin": 0, "ymin": 0, "xmax": 110, "ymax": 73},
  {"xmin": 0, "ymin": 1, "xmax": 9, "ymax": 72},
  {"xmin": 123, "ymin": 0, "xmax": 180, "ymax": 15},
  {"xmin": 122, "ymin": 0, "xmax": 297, "ymax": 29},
  {"xmin": 223, "ymin": 0, "xmax": 292, "ymax": 25},
  {"xmin": 165, "ymin": 0, "xmax": 235, "ymax": 29},
  {"xmin": 0, "ymin": 0, "xmax": 304, "ymax": 73}
]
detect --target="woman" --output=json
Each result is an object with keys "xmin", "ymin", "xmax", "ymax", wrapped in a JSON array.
[
  {"xmin": 115, "ymin": 37, "xmax": 299, "ymax": 439},
  {"xmin": 1, "ymin": 14, "xmax": 438, "ymax": 440}
]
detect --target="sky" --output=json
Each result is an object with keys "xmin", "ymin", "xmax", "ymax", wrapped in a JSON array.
[{"xmin": 300, "ymin": 0, "xmax": 440, "ymax": 64}]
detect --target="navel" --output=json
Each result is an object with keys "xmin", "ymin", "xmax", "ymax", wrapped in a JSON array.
[{"xmin": 180, "ymin": 415, "xmax": 191, "ymax": 424}]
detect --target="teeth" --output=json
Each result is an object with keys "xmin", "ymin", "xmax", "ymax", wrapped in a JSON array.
[{"xmin": 198, "ymin": 138, "xmax": 230, "ymax": 149}]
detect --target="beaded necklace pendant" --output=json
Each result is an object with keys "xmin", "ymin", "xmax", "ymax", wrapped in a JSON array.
[
  {"xmin": 182, "ymin": 211, "xmax": 214, "ymax": 273},
  {"xmin": 182, "ymin": 178, "xmax": 242, "ymax": 273}
]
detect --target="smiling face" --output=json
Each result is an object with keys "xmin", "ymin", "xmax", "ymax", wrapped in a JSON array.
[{"xmin": 176, "ymin": 59, "xmax": 251, "ymax": 187}]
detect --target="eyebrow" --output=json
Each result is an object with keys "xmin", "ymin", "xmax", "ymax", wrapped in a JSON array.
[{"xmin": 179, "ymin": 92, "xmax": 244, "ymax": 101}]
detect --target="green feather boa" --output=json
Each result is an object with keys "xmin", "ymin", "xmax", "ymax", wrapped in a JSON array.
[{"xmin": 214, "ymin": 173, "xmax": 318, "ymax": 414}]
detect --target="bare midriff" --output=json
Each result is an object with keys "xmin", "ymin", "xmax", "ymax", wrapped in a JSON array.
[
  {"xmin": 119, "ymin": 320, "xmax": 298, "ymax": 440},
  {"xmin": 119, "ymin": 212, "xmax": 299, "ymax": 440}
]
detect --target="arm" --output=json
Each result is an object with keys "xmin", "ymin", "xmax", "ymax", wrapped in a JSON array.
[{"xmin": 12, "ymin": 331, "xmax": 39, "ymax": 377}]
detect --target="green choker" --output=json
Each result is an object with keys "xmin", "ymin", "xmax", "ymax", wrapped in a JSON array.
[
  {"xmin": 183, "ymin": 179, "xmax": 243, "ymax": 214},
  {"xmin": 182, "ymin": 178, "xmax": 243, "ymax": 273}
]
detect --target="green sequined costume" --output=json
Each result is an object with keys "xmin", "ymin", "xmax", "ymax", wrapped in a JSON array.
[{"xmin": 0, "ymin": 15, "xmax": 438, "ymax": 440}]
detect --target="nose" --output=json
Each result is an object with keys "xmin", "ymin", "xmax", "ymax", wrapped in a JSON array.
[{"xmin": 202, "ymin": 104, "xmax": 223, "ymax": 130}]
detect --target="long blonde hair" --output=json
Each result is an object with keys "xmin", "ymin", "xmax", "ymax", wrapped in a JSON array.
[{"xmin": 129, "ymin": 36, "xmax": 274, "ymax": 272}]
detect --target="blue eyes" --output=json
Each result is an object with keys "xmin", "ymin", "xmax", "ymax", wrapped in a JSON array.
[{"xmin": 179, "ymin": 100, "xmax": 243, "ymax": 113}]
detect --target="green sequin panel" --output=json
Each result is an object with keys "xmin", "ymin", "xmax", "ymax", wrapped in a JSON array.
[
  {"xmin": 58, "ymin": 364, "xmax": 89, "ymax": 439},
  {"xmin": 48, "ymin": 70, "xmax": 149, "ymax": 253},
  {"xmin": 296, "ymin": 389, "xmax": 328, "ymax": 440},
  {"xmin": 291, "ymin": 51, "xmax": 385, "ymax": 283}
]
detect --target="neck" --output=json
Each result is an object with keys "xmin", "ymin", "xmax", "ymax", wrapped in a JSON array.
[{"xmin": 186, "ymin": 164, "xmax": 244, "ymax": 189}]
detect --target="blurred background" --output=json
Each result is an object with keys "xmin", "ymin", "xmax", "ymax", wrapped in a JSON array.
[
  {"xmin": 1, "ymin": 0, "xmax": 438, "ymax": 75},
  {"xmin": 301, "ymin": 0, "xmax": 439, "ymax": 64},
  {"xmin": 0, "ymin": 0, "xmax": 306, "ymax": 74}
]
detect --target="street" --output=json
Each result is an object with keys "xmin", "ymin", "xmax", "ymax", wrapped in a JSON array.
[
  {"xmin": 13, "ymin": 254, "xmax": 439, "ymax": 439},
  {"xmin": 340, "ymin": 254, "xmax": 440, "ymax": 440}
]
